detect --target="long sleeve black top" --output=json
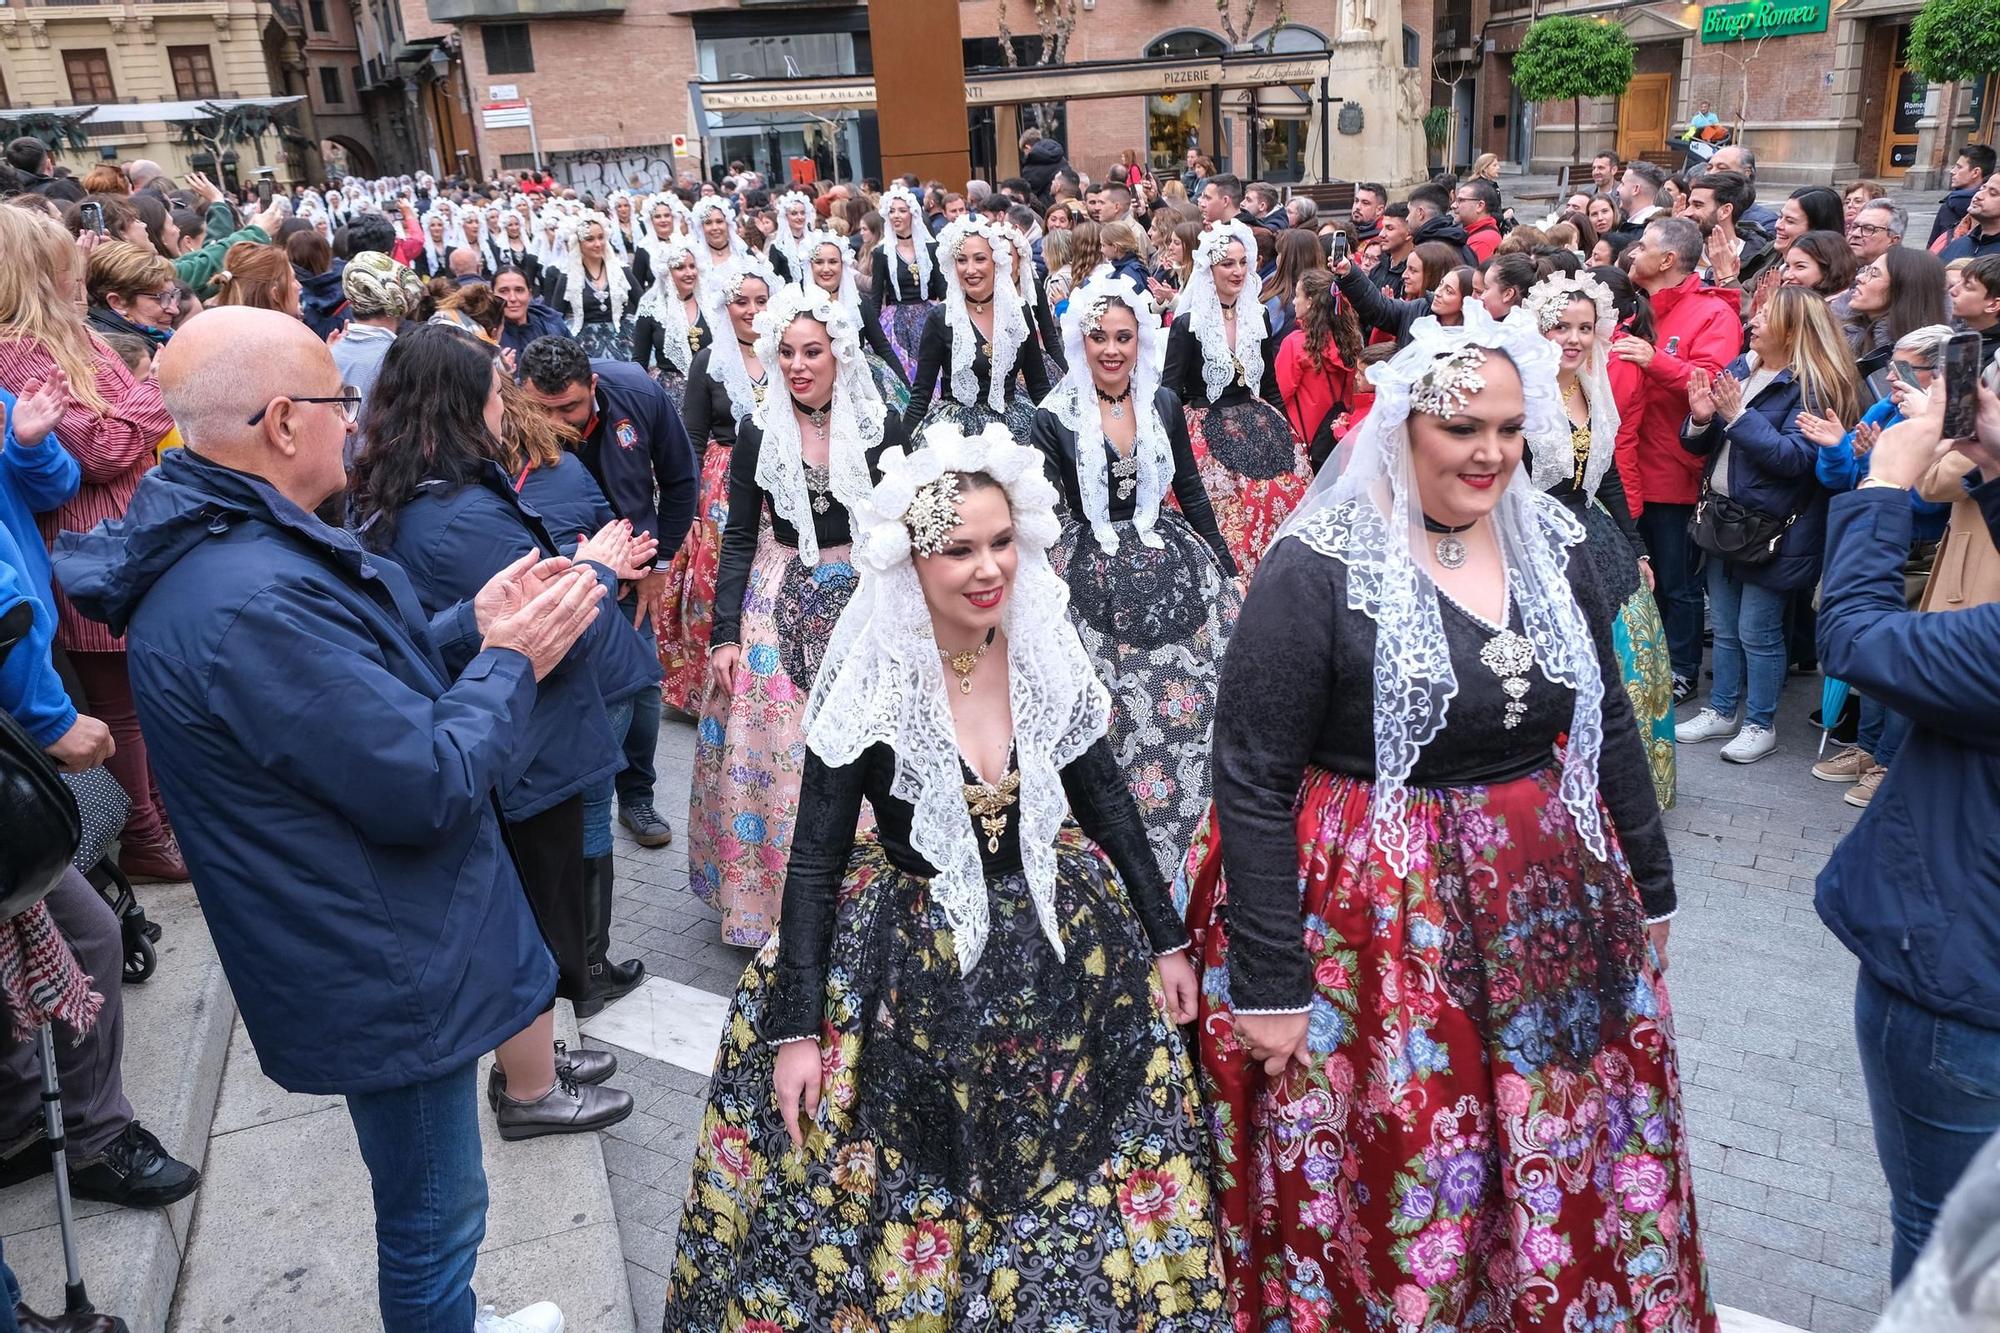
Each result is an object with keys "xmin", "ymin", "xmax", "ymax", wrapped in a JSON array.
[
  {"xmin": 1161, "ymin": 313, "xmax": 1281, "ymax": 410},
  {"xmin": 1334, "ymin": 265, "xmax": 1434, "ymax": 348},
  {"xmin": 710, "ymin": 418, "xmax": 855, "ymax": 648},
  {"xmin": 632, "ymin": 307, "xmax": 710, "ymax": 377},
  {"xmin": 1029, "ymin": 287, "xmax": 1068, "ymax": 375},
  {"xmin": 857, "ymin": 299, "xmax": 908, "ymax": 379},
  {"xmin": 903, "ymin": 306, "xmax": 1053, "ymax": 427},
  {"xmin": 1211, "ymin": 534, "xmax": 1674, "ymax": 1013},
  {"xmin": 679, "ymin": 343, "xmax": 744, "ymax": 450},
  {"xmin": 868, "ymin": 243, "xmax": 945, "ymax": 306},
  {"xmin": 762, "ymin": 737, "xmax": 1190, "ymax": 1041},
  {"xmin": 1525, "ymin": 429, "xmax": 1648, "ymax": 606},
  {"xmin": 1028, "ymin": 386, "xmax": 1238, "ymax": 575}
]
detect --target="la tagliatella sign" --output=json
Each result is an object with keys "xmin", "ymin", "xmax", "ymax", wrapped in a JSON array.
[{"xmin": 1699, "ymin": 0, "xmax": 1829, "ymax": 42}]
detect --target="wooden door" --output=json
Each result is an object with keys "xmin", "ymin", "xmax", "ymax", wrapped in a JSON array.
[
  {"xmin": 1617, "ymin": 74, "xmax": 1672, "ymax": 161},
  {"xmin": 1879, "ymin": 63, "xmax": 1925, "ymax": 177}
]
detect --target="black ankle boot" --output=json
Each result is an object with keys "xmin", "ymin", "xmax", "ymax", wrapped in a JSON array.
[{"xmin": 574, "ymin": 854, "xmax": 644, "ymax": 1019}]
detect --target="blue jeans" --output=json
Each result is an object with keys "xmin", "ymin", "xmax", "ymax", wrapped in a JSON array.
[
  {"xmin": 1705, "ymin": 562, "xmax": 1788, "ymax": 729},
  {"xmin": 345, "ymin": 1063, "xmax": 488, "ymax": 1332},
  {"xmin": 1638, "ymin": 502, "xmax": 1703, "ymax": 683},
  {"xmin": 584, "ymin": 696, "xmax": 634, "ymax": 858},
  {"xmin": 1857, "ymin": 697, "xmax": 1912, "ymax": 769},
  {"xmin": 1855, "ymin": 969, "xmax": 2000, "ymax": 1287},
  {"xmin": 614, "ymin": 594, "xmax": 659, "ymax": 811}
]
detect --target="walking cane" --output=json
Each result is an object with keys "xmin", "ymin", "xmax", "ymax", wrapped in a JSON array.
[{"xmin": 37, "ymin": 1019, "xmax": 102, "ymax": 1319}]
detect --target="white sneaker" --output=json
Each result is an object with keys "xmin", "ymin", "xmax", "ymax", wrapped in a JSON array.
[
  {"xmin": 475, "ymin": 1303, "xmax": 564, "ymax": 1333},
  {"xmin": 1675, "ymin": 707, "xmax": 1739, "ymax": 743},
  {"xmin": 1721, "ymin": 724, "xmax": 1778, "ymax": 764}
]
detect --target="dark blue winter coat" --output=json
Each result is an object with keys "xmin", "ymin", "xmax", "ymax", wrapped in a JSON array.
[
  {"xmin": 1816, "ymin": 481, "xmax": 2000, "ymax": 1031},
  {"xmin": 1678, "ymin": 356, "xmax": 1827, "ymax": 592},
  {"xmin": 295, "ymin": 261, "xmax": 348, "ymax": 341},
  {"xmin": 499, "ymin": 301, "xmax": 567, "ymax": 365},
  {"xmin": 573, "ymin": 358, "xmax": 698, "ymax": 566},
  {"xmin": 370, "ymin": 460, "xmax": 649, "ymax": 818},
  {"xmin": 50, "ymin": 449, "xmax": 556, "ymax": 1095}
]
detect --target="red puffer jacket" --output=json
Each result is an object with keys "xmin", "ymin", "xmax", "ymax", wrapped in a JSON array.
[{"xmin": 1625, "ymin": 276, "xmax": 1744, "ymax": 507}]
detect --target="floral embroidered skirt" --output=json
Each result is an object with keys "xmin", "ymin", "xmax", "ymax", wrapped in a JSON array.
[
  {"xmin": 1180, "ymin": 765, "xmax": 1716, "ymax": 1333},
  {"xmin": 662, "ymin": 829, "xmax": 1231, "ymax": 1332},
  {"xmin": 686, "ymin": 524, "xmax": 856, "ymax": 947},
  {"xmin": 576, "ymin": 317, "xmax": 633, "ymax": 363},
  {"xmin": 882, "ymin": 300, "xmax": 937, "ymax": 380},
  {"xmin": 652, "ymin": 364, "xmax": 688, "ymax": 418},
  {"xmin": 915, "ymin": 394, "xmax": 1038, "ymax": 444},
  {"xmin": 1184, "ymin": 398, "xmax": 1311, "ymax": 578},
  {"xmin": 865, "ymin": 348, "xmax": 912, "ymax": 416},
  {"xmin": 1614, "ymin": 587, "xmax": 1678, "ymax": 812},
  {"xmin": 658, "ymin": 439, "xmax": 732, "ymax": 714},
  {"xmin": 1050, "ymin": 511, "xmax": 1240, "ymax": 890}
]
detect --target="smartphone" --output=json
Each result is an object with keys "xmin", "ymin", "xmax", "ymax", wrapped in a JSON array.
[
  {"xmin": 1943, "ymin": 330, "xmax": 1983, "ymax": 439},
  {"xmin": 256, "ymin": 179, "xmax": 274, "ymax": 207},
  {"xmin": 77, "ymin": 201, "xmax": 104, "ymax": 235},
  {"xmin": 1330, "ymin": 232, "xmax": 1350, "ymax": 265},
  {"xmin": 1889, "ymin": 359, "xmax": 1923, "ymax": 393}
]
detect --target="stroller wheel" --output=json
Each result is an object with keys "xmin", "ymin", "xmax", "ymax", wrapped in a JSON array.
[
  {"xmin": 88, "ymin": 858, "xmax": 164, "ymax": 985},
  {"xmin": 123, "ymin": 932, "xmax": 157, "ymax": 985}
]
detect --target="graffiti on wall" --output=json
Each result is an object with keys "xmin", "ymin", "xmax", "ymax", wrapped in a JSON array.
[{"xmin": 550, "ymin": 145, "xmax": 683, "ymax": 194}]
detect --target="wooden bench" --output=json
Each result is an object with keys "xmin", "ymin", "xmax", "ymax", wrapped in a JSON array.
[{"xmin": 1292, "ymin": 181, "xmax": 1358, "ymax": 215}]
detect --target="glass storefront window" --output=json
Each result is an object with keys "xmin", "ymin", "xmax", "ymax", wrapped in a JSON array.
[{"xmin": 1146, "ymin": 28, "xmax": 1226, "ymax": 172}]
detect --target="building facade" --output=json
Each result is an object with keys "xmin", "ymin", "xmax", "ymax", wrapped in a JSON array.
[
  {"xmin": 349, "ymin": 0, "xmax": 477, "ymax": 178},
  {"xmin": 419, "ymin": 0, "xmax": 1433, "ymax": 191},
  {"xmin": 0, "ymin": 0, "xmax": 318, "ymax": 184},
  {"xmin": 1459, "ymin": 0, "xmax": 1983, "ymax": 188}
]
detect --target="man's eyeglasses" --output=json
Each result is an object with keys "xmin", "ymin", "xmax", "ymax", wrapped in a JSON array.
[
  {"xmin": 1848, "ymin": 222, "xmax": 1891, "ymax": 238},
  {"xmin": 246, "ymin": 386, "xmax": 362, "ymax": 426}
]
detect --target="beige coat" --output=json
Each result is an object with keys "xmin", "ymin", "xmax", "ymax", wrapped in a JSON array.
[{"xmin": 1918, "ymin": 453, "xmax": 2000, "ymax": 612}]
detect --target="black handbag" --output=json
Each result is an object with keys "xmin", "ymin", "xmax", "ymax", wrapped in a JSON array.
[
  {"xmin": 1689, "ymin": 486, "xmax": 1797, "ymax": 566},
  {"xmin": 0, "ymin": 603, "xmax": 82, "ymax": 919}
]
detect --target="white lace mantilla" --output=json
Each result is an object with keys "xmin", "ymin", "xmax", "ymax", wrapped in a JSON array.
[
  {"xmin": 806, "ymin": 423, "xmax": 1109, "ymax": 973},
  {"xmin": 700, "ymin": 258, "xmax": 778, "ymax": 426},
  {"xmin": 1053, "ymin": 270, "xmax": 1171, "ymax": 553},
  {"xmin": 877, "ymin": 186, "xmax": 933, "ymax": 301},
  {"xmin": 937, "ymin": 216, "xmax": 1028, "ymax": 416},
  {"xmin": 1522, "ymin": 273, "xmax": 1620, "ymax": 497},
  {"xmin": 1183, "ymin": 219, "xmax": 1267, "ymax": 404},
  {"xmin": 556, "ymin": 211, "xmax": 631, "ymax": 334},
  {"xmin": 635, "ymin": 236, "xmax": 699, "ymax": 376}
]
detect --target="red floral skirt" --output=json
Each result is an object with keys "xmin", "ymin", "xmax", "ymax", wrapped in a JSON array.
[
  {"xmin": 1184, "ymin": 398, "xmax": 1310, "ymax": 579},
  {"xmin": 657, "ymin": 439, "xmax": 731, "ymax": 713},
  {"xmin": 1182, "ymin": 766, "xmax": 1717, "ymax": 1333}
]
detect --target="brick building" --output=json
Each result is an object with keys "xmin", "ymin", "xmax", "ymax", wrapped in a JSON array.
[
  {"xmin": 1455, "ymin": 0, "xmax": 1984, "ymax": 188},
  {"xmin": 419, "ymin": 0, "xmax": 1434, "ymax": 191}
]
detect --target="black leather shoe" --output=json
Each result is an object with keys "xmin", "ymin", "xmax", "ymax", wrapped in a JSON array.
[
  {"xmin": 617, "ymin": 803, "xmax": 672, "ymax": 848},
  {"xmin": 15, "ymin": 1303, "xmax": 128, "ymax": 1332},
  {"xmin": 68, "ymin": 1123, "xmax": 200, "ymax": 1209},
  {"xmin": 0, "ymin": 1126, "xmax": 49, "ymax": 1189},
  {"xmin": 495, "ymin": 1067, "xmax": 633, "ymax": 1141},
  {"xmin": 487, "ymin": 1040, "xmax": 617, "ymax": 1111}
]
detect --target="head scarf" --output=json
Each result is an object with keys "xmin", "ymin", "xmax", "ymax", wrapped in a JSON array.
[
  {"xmin": 937, "ymin": 215, "xmax": 1028, "ymax": 416},
  {"xmin": 1183, "ymin": 219, "xmax": 1266, "ymax": 403},
  {"xmin": 1521, "ymin": 272, "xmax": 1620, "ymax": 498},
  {"xmin": 1277, "ymin": 305, "xmax": 1610, "ymax": 877},
  {"xmin": 556, "ymin": 211, "xmax": 631, "ymax": 334},
  {"xmin": 805, "ymin": 422, "xmax": 1106, "ymax": 972},
  {"xmin": 700, "ymin": 258, "xmax": 780, "ymax": 427},
  {"xmin": 636, "ymin": 235, "xmax": 701, "ymax": 377},
  {"xmin": 1049, "ymin": 268, "xmax": 1171, "ymax": 553},
  {"xmin": 877, "ymin": 186, "xmax": 933, "ymax": 300},
  {"xmin": 342, "ymin": 251, "xmax": 425, "ymax": 319}
]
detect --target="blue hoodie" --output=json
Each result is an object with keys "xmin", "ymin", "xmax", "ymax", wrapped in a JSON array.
[
  {"xmin": 50, "ymin": 450, "xmax": 555, "ymax": 1094},
  {"xmin": 0, "ymin": 388, "xmax": 81, "ymax": 746}
]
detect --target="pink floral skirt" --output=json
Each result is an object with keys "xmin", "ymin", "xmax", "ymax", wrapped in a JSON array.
[{"xmin": 657, "ymin": 439, "xmax": 730, "ymax": 714}]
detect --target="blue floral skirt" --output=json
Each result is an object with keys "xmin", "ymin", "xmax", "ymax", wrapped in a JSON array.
[
  {"xmin": 686, "ymin": 522, "xmax": 856, "ymax": 946},
  {"xmin": 662, "ymin": 829, "xmax": 1230, "ymax": 1331},
  {"xmin": 882, "ymin": 300, "xmax": 937, "ymax": 381},
  {"xmin": 575, "ymin": 317, "xmax": 633, "ymax": 363}
]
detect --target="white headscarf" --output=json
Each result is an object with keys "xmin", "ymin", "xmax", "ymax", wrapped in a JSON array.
[
  {"xmin": 701, "ymin": 258, "xmax": 779, "ymax": 427},
  {"xmin": 557, "ymin": 212, "xmax": 631, "ymax": 334},
  {"xmin": 805, "ymin": 424, "xmax": 1108, "ymax": 972},
  {"xmin": 749, "ymin": 281, "xmax": 885, "ymax": 567},
  {"xmin": 1521, "ymin": 272, "xmax": 1620, "ymax": 498},
  {"xmin": 636, "ymin": 235, "xmax": 701, "ymax": 377},
  {"xmin": 1049, "ymin": 269, "xmax": 1171, "ymax": 554},
  {"xmin": 772, "ymin": 191, "xmax": 816, "ymax": 275},
  {"xmin": 690, "ymin": 196, "xmax": 748, "ymax": 287},
  {"xmin": 1182, "ymin": 219, "xmax": 1266, "ymax": 403},
  {"xmin": 877, "ymin": 186, "xmax": 934, "ymax": 300},
  {"xmin": 937, "ymin": 215, "xmax": 1028, "ymax": 416},
  {"xmin": 1276, "ymin": 306, "xmax": 1610, "ymax": 878},
  {"xmin": 799, "ymin": 230, "xmax": 862, "ymax": 310}
]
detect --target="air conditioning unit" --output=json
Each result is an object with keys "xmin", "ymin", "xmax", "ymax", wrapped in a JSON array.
[{"xmin": 1438, "ymin": 26, "xmax": 1460, "ymax": 45}]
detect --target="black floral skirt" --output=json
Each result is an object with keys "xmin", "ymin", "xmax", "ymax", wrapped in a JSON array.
[
  {"xmin": 662, "ymin": 830, "xmax": 1229, "ymax": 1332},
  {"xmin": 915, "ymin": 394, "xmax": 1039, "ymax": 444}
]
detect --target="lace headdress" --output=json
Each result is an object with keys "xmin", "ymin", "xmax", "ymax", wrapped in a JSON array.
[
  {"xmin": 1050, "ymin": 269, "xmax": 1171, "ymax": 553},
  {"xmin": 772, "ymin": 191, "xmax": 816, "ymax": 275},
  {"xmin": 877, "ymin": 186, "xmax": 933, "ymax": 300},
  {"xmin": 690, "ymin": 196, "xmax": 748, "ymax": 285},
  {"xmin": 937, "ymin": 215, "xmax": 1028, "ymax": 416},
  {"xmin": 700, "ymin": 258, "xmax": 779, "ymax": 428},
  {"xmin": 1277, "ymin": 306, "xmax": 1610, "ymax": 877},
  {"xmin": 605, "ymin": 191, "xmax": 638, "ymax": 254},
  {"xmin": 1521, "ymin": 272, "xmax": 1620, "ymax": 498},
  {"xmin": 1182, "ymin": 219, "xmax": 1268, "ymax": 403},
  {"xmin": 636, "ymin": 235, "xmax": 700, "ymax": 377},
  {"xmin": 805, "ymin": 423, "xmax": 1110, "ymax": 972},
  {"xmin": 800, "ymin": 231, "xmax": 862, "ymax": 310},
  {"xmin": 636, "ymin": 194, "xmax": 689, "ymax": 268},
  {"xmin": 749, "ymin": 282, "xmax": 883, "ymax": 567},
  {"xmin": 555, "ymin": 212, "xmax": 631, "ymax": 334}
]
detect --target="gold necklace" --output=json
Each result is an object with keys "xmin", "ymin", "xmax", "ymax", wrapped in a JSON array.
[
  {"xmin": 963, "ymin": 770, "xmax": 1022, "ymax": 854},
  {"xmin": 939, "ymin": 628, "xmax": 995, "ymax": 694}
]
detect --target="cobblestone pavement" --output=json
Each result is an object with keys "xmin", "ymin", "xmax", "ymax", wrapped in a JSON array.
[{"xmin": 596, "ymin": 671, "xmax": 1892, "ymax": 1332}]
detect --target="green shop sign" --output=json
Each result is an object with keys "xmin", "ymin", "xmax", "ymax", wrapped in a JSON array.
[{"xmin": 1700, "ymin": 0, "xmax": 1828, "ymax": 42}]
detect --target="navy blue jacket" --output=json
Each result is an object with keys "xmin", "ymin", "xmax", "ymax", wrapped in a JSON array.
[
  {"xmin": 371, "ymin": 462, "xmax": 647, "ymax": 818},
  {"xmin": 1941, "ymin": 225, "xmax": 2000, "ymax": 264},
  {"xmin": 1817, "ymin": 482, "xmax": 2000, "ymax": 1030},
  {"xmin": 575, "ymin": 358, "xmax": 698, "ymax": 567},
  {"xmin": 51, "ymin": 450, "xmax": 555, "ymax": 1095},
  {"xmin": 296, "ymin": 262, "xmax": 348, "ymax": 341},
  {"xmin": 1932, "ymin": 186, "xmax": 1980, "ymax": 245},
  {"xmin": 1679, "ymin": 357, "xmax": 1827, "ymax": 591},
  {"xmin": 499, "ymin": 300, "xmax": 567, "ymax": 365}
]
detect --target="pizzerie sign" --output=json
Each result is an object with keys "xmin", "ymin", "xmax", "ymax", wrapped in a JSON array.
[{"xmin": 1699, "ymin": 0, "xmax": 1828, "ymax": 43}]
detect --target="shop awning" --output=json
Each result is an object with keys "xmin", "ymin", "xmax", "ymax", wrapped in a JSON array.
[
  {"xmin": 695, "ymin": 50, "xmax": 1332, "ymax": 114},
  {"xmin": 0, "ymin": 96, "xmax": 305, "ymax": 126}
]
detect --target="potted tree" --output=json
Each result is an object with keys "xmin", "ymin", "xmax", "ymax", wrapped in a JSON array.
[{"xmin": 1423, "ymin": 106, "xmax": 1451, "ymax": 175}]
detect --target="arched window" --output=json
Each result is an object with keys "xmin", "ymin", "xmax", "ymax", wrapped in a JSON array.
[
  {"xmin": 1249, "ymin": 23, "xmax": 1328, "ymax": 54},
  {"xmin": 1246, "ymin": 25, "xmax": 1329, "ymax": 184},
  {"xmin": 1143, "ymin": 29, "xmax": 1227, "ymax": 174}
]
